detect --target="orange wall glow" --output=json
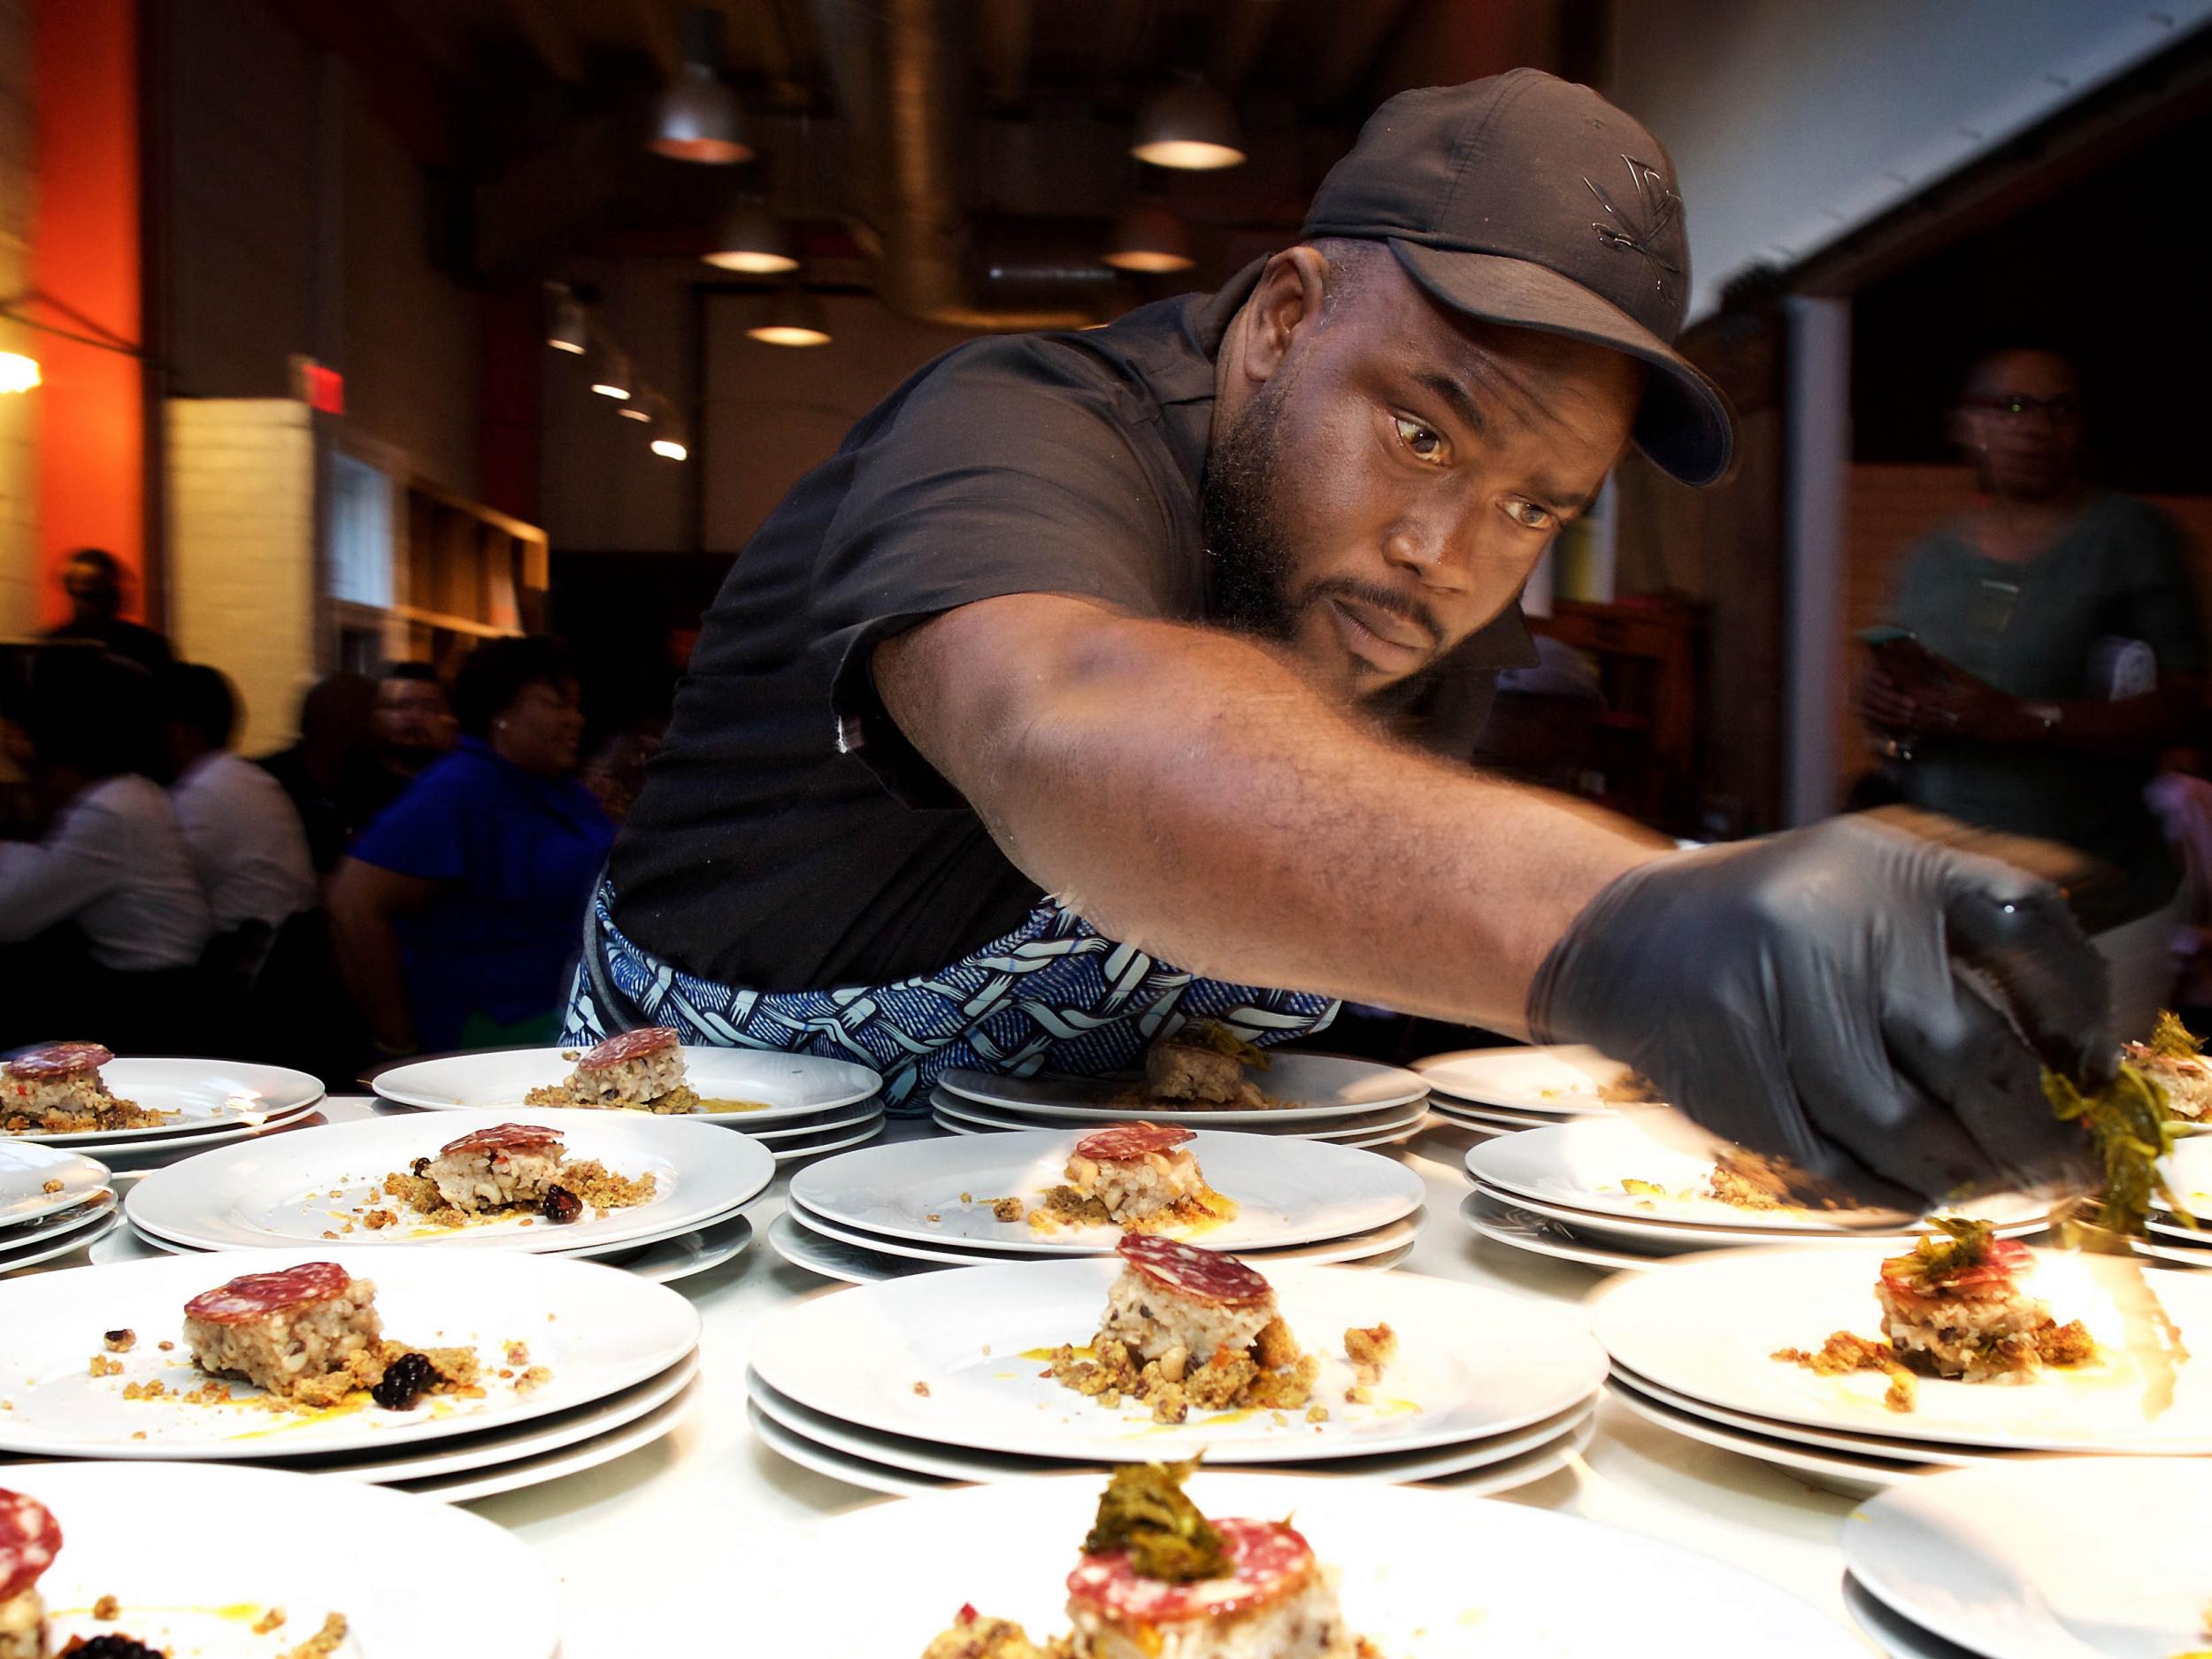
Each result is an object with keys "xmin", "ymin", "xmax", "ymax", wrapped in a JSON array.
[{"xmin": 32, "ymin": 0, "xmax": 144, "ymax": 626}]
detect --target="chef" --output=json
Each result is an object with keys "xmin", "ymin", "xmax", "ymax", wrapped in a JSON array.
[{"xmin": 570, "ymin": 71, "xmax": 2108, "ymax": 1208}]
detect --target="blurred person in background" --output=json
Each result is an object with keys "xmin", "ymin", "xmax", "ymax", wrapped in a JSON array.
[
  {"xmin": 0, "ymin": 649, "xmax": 212, "ymax": 1046},
  {"xmin": 330, "ymin": 635, "xmax": 611, "ymax": 1056},
  {"xmin": 373, "ymin": 662, "xmax": 457, "ymax": 785},
  {"xmin": 159, "ymin": 663, "xmax": 317, "ymax": 935},
  {"xmin": 258, "ymin": 672, "xmax": 382, "ymax": 877},
  {"xmin": 42, "ymin": 549, "xmax": 173, "ymax": 672},
  {"xmin": 1858, "ymin": 345, "xmax": 2205, "ymax": 1033},
  {"xmin": 2147, "ymin": 742, "xmax": 2212, "ymax": 1035},
  {"xmin": 1471, "ymin": 635, "xmax": 1607, "ymax": 794}
]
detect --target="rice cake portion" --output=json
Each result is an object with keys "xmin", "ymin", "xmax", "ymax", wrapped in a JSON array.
[
  {"xmin": 0, "ymin": 1489, "xmax": 61, "ymax": 1659},
  {"xmin": 526, "ymin": 1026, "xmax": 702, "ymax": 1114},
  {"xmin": 425, "ymin": 1123, "xmax": 568, "ymax": 1214},
  {"xmin": 0, "ymin": 1042, "xmax": 168, "ymax": 1134},
  {"xmin": 1067, "ymin": 1515, "xmax": 1352, "ymax": 1659},
  {"xmin": 1034, "ymin": 1125, "xmax": 1234, "ymax": 1233},
  {"xmin": 182, "ymin": 1262, "xmax": 387, "ymax": 1409},
  {"xmin": 1873, "ymin": 1231, "xmax": 2091, "ymax": 1384}
]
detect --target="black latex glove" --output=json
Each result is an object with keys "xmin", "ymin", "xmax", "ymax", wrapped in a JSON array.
[{"xmin": 1528, "ymin": 814, "xmax": 2112, "ymax": 1210}]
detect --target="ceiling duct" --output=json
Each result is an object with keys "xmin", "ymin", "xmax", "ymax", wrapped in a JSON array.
[{"xmin": 808, "ymin": 0, "xmax": 1102, "ymax": 330}]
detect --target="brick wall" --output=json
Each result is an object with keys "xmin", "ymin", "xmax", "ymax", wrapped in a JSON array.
[
  {"xmin": 167, "ymin": 398, "xmax": 315, "ymax": 753},
  {"xmin": 1833, "ymin": 464, "xmax": 2212, "ymax": 801},
  {"xmin": 0, "ymin": 0, "xmax": 34, "ymax": 637}
]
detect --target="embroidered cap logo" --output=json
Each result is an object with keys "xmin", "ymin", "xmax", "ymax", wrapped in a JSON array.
[{"xmin": 1583, "ymin": 155, "xmax": 1683, "ymax": 311}]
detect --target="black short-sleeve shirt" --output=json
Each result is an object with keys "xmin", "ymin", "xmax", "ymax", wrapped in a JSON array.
[{"xmin": 607, "ymin": 265, "xmax": 1538, "ymax": 991}]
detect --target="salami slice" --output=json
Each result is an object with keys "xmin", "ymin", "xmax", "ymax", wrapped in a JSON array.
[
  {"xmin": 1067, "ymin": 1517, "xmax": 1313, "ymax": 1624},
  {"xmin": 1115, "ymin": 1234, "xmax": 1271, "ymax": 1307},
  {"xmin": 184, "ymin": 1262, "xmax": 354, "ymax": 1325},
  {"xmin": 0, "ymin": 1488, "xmax": 64, "ymax": 1601},
  {"xmin": 576, "ymin": 1026, "xmax": 680, "ymax": 1071},
  {"xmin": 439, "ymin": 1123, "xmax": 567, "ymax": 1158},
  {"xmin": 1076, "ymin": 1123, "xmax": 1195, "ymax": 1162},
  {"xmin": 4, "ymin": 1041, "xmax": 113, "ymax": 1079}
]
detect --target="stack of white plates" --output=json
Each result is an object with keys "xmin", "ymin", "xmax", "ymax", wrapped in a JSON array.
[
  {"xmin": 370, "ymin": 1046, "xmax": 887, "ymax": 1161},
  {"xmin": 2, "ymin": 1058, "xmax": 326, "ymax": 1169},
  {"xmin": 771, "ymin": 1129, "xmax": 1427, "ymax": 1282},
  {"xmin": 931, "ymin": 1054, "xmax": 1431, "ymax": 1144},
  {"xmin": 0, "ymin": 1247, "xmax": 703, "ymax": 1503},
  {"xmin": 1414, "ymin": 1043, "xmax": 1659, "ymax": 1136},
  {"xmin": 2131, "ymin": 1134, "xmax": 2212, "ymax": 1270},
  {"xmin": 0, "ymin": 1142, "xmax": 119, "ymax": 1273},
  {"xmin": 0, "ymin": 1461, "xmax": 561, "ymax": 1655},
  {"xmin": 1461, "ymin": 1117, "xmax": 2049, "ymax": 1272},
  {"xmin": 1841, "ymin": 1459, "xmax": 2211, "ymax": 1659},
  {"xmin": 743, "ymin": 1469, "xmax": 1863, "ymax": 1655},
  {"xmin": 742, "ymin": 1259, "xmax": 1607, "ymax": 1496},
  {"xmin": 115, "ymin": 1107, "xmax": 772, "ymax": 1284},
  {"xmin": 1594, "ymin": 1245, "xmax": 2212, "ymax": 1497}
]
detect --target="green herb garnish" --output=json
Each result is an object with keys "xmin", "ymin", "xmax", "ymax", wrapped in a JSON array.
[
  {"xmin": 2148, "ymin": 1010, "xmax": 2202, "ymax": 1061},
  {"xmin": 2043, "ymin": 1062, "xmax": 2188, "ymax": 1237},
  {"xmin": 1082, "ymin": 1460, "xmax": 1230, "ymax": 1583},
  {"xmin": 1183, "ymin": 1022, "xmax": 1271, "ymax": 1072},
  {"xmin": 1882, "ymin": 1216, "xmax": 1995, "ymax": 1285}
]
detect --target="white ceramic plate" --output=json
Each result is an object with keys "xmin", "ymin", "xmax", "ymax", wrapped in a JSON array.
[
  {"xmin": 371, "ymin": 1045, "xmax": 881, "ymax": 1125},
  {"xmin": 1425, "ymin": 1108, "xmax": 1517, "ymax": 1141},
  {"xmin": 748, "ymin": 1364, "xmax": 1597, "ymax": 1485},
  {"xmin": 1469, "ymin": 1117, "xmax": 2044, "ymax": 1233},
  {"xmin": 743, "ymin": 1100, "xmax": 890, "ymax": 1141},
  {"xmin": 936, "ymin": 1054, "xmax": 1428, "ymax": 1121},
  {"xmin": 0, "ymin": 1142, "xmax": 108, "ymax": 1226},
  {"xmin": 742, "ymin": 1469, "xmax": 1862, "ymax": 1656},
  {"xmin": 2156, "ymin": 1134, "xmax": 2210, "ymax": 1214},
  {"xmin": 1610, "ymin": 1361, "xmax": 2025, "ymax": 1469},
  {"xmin": 2, "ymin": 1058, "xmax": 325, "ymax": 1144},
  {"xmin": 1845, "ymin": 1572, "xmax": 1979, "ymax": 1659},
  {"xmin": 785, "ymin": 1192, "xmax": 1425, "ymax": 1270},
  {"xmin": 791, "ymin": 1129, "xmax": 1424, "ymax": 1255},
  {"xmin": 126, "ymin": 1108, "xmax": 773, "ymax": 1255},
  {"xmin": 769, "ymin": 1112, "xmax": 887, "ymax": 1162},
  {"xmin": 399, "ymin": 1368, "xmax": 700, "ymax": 1503},
  {"xmin": 1412, "ymin": 1043, "xmax": 1650, "ymax": 1114},
  {"xmin": 1847, "ymin": 1457, "xmax": 2212, "ymax": 1659},
  {"xmin": 0, "ymin": 1247, "xmax": 700, "ymax": 1459},
  {"xmin": 0, "ymin": 1207, "xmax": 123, "ymax": 1274},
  {"xmin": 1607, "ymin": 1370, "xmax": 1924, "ymax": 1497},
  {"xmin": 1594, "ymin": 1244, "xmax": 2212, "ymax": 1451},
  {"xmin": 766, "ymin": 1209, "xmax": 934, "ymax": 1282},
  {"xmin": 749, "ymin": 1258, "xmax": 1603, "ymax": 1463},
  {"xmin": 49, "ymin": 1107, "xmax": 326, "ymax": 1170},
  {"xmin": 0, "ymin": 1189, "xmax": 119, "ymax": 1256},
  {"xmin": 0, "ymin": 1459, "xmax": 559, "ymax": 1656},
  {"xmin": 1460, "ymin": 1188, "xmax": 1666, "ymax": 1272},
  {"xmin": 926, "ymin": 1086, "xmax": 1432, "ymax": 1141},
  {"xmin": 2131, "ymin": 1233, "xmax": 2212, "ymax": 1270},
  {"xmin": 1466, "ymin": 1177, "xmax": 2049, "ymax": 1255}
]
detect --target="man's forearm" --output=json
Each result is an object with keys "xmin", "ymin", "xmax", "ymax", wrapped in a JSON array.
[{"xmin": 878, "ymin": 597, "xmax": 1666, "ymax": 1031}]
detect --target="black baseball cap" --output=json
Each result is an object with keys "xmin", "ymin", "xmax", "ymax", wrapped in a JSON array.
[{"xmin": 1302, "ymin": 70, "xmax": 1734, "ymax": 487}]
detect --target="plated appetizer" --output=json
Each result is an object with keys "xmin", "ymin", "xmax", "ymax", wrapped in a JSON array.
[
  {"xmin": 1044, "ymin": 1238, "xmax": 1393, "ymax": 1425},
  {"xmin": 1137, "ymin": 1026, "xmax": 1274, "ymax": 1111},
  {"xmin": 374, "ymin": 1122, "xmax": 656, "ymax": 1231},
  {"xmin": 1028, "ymin": 1125, "xmax": 1236, "ymax": 1234},
  {"xmin": 2123, "ymin": 1011, "xmax": 2212, "ymax": 1124},
  {"xmin": 0, "ymin": 1481, "xmax": 347, "ymax": 1659},
  {"xmin": 918, "ymin": 1461, "xmax": 1379, "ymax": 1659},
  {"xmin": 1774, "ymin": 1219, "xmax": 2092, "ymax": 1411},
  {"xmin": 1, "ymin": 1045, "xmax": 168, "ymax": 1135},
  {"xmin": 527, "ymin": 1027, "xmax": 704, "ymax": 1114}
]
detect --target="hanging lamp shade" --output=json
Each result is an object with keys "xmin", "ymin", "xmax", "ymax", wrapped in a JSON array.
[
  {"xmin": 589, "ymin": 348, "xmax": 634, "ymax": 400},
  {"xmin": 545, "ymin": 284, "xmax": 588, "ymax": 353},
  {"xmin": 649, "ymin": 399, "xmax": 689, "ymax": 460},
  {"xmin": 649, "ymin": 9, "xmax": 753, "ymax": 163},
  {"xmin": 1104, "ymin": 204, "xmax": 1196, "ymax": 273},
  {"xmin": 746, "ymin": 289, "xmax": 833, "ymax": 348},
  {"xmin": 704, "ymin": 200, "xmax": 799, "ymax": 273},
  {"xmin": 1131, "ymin": 78, "xmax": 1246, "ymax": 170}
]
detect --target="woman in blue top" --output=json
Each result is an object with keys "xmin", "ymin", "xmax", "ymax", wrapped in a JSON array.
[{"xmin": 333, "ymin": 637, "xmax": 613, "ymax": 1055}]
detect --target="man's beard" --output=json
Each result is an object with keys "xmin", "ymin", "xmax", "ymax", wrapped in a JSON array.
[{"xmin": 1201, "ymin": 380, "xmax": 1302, "ymax": 641}]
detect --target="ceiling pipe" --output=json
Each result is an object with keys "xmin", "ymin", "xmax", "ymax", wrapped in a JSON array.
[{"xmin": 808, "ymin": 0, "xmax": 1102, "ymax": 330}]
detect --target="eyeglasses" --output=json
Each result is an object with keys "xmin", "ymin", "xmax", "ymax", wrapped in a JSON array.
[{"xmin": 1962, "ymin": 392, "xmax": 2081, "ymax": 426}]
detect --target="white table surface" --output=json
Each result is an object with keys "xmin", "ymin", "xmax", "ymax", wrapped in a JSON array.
[{"xmin": 19, "ymin": 1095, "xmax": 1866, "ymax": 1654}]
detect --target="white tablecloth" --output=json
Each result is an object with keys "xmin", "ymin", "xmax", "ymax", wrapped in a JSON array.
[{"xmin": 47, "ymin": 1098, "xmax": 1869, "ymax": 1653}]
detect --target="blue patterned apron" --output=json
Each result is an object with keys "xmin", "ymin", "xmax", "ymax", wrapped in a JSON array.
[{"xmin": 560, "ymin": 877, "xmax": 1339, "ymax": 1113}]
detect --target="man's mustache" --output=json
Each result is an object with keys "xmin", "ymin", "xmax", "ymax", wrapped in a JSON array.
[{"xmin": 1300, "ymin": 577, "xmax": 1446, "ymax": 656}]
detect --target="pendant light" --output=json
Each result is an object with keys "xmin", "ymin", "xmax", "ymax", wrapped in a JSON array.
[
  {"xmin": 746, "ymin": 288, "xmax": 832, "ymax": 348},
  {"xmin": 1104, "ymin": 203, "xmax": 1196, "ymax": 273},
  {"xmin": 589, "ymin": 348, "xmax": 634, "ymax": 401},
  {"xmin": 649, "ymin": 8, "xmax": 753, "ymax": 164},
  {"xmin": 1131, "ymin": 75, "xmax": 1246, "ymax": 171},
  {"xmin": 545, "ymin": 283, "xmax": 588, "ymax": 354},
  {"xmin": 704, "ymin": 199, "xmax": 799, "ymax": 273},
  {"xmin": 648, "ymin": 398, "xmax": 689, "ymax": 460}
]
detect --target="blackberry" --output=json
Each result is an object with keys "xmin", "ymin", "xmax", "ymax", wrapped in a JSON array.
[
  {"xmin": 371, "ymin": 1350, "xmax": 435, "ymax": 1410},
  {"xmin": 541, "ymin": 1184, "xmax": 582, "ymax": 1225}
]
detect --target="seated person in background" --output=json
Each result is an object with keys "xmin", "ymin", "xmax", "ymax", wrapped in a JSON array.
[
  {"xmin": 40, "ymin": 548, "xmax": 173, "ymax": 672},
  {"xmin": 0, "ymin": 649, "xmax": 213, "ymax": 1044},
  {"xmin": 330, "ymin": 635, "xmax": 612, "ymax": 1056},
  {"xmin": 373, "ymin": 661, "xmax": 457, "ymax": 787},
  {"xmin": 1857, "ymin": 344, "xmax": 2205, "ymax": 1033},
  {"xmin": 258, "ymin": 672, "xmax": 383, "ymax": 877},
  {"xmin": 160, "ymin": 662, "xmax": 317, "ymax": 934}
]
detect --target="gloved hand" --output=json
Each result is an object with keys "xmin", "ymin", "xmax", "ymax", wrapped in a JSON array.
[{"xmin": 1528, "ymin": 813, "xmax": 2112, "ymax": 1210}]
